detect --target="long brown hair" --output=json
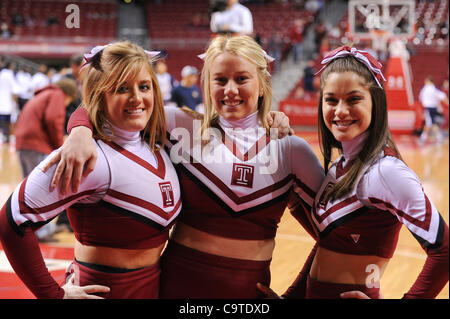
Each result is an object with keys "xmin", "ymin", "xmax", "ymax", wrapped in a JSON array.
[
  {"xmin": 318, "ymin": 55, "xmax": 402, "ymax": 202},
  {"xmin": 81, "ymin": 41, "xmax": 166, "ymax": 150}
]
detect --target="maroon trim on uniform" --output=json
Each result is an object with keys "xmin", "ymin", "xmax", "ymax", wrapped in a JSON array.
[
  {"xmin": 383, "ymin": 146, "xmax": 399, "ymax": 158},
  {"xmin": 166, "ymin": 128, "xmax": 294, "ymax": 205},
  {"xmin": 106, "ymin": 188, "xmax": 181, "ymax": 221},
  {"xmin": 369, "ymin": 194, "xmax": 432, "ymax": 231},
  {"xmin": 335, "ymin": 157, "xmax": 355, "ymax": 179},
  {"xmin": 312, "ymin": 195, "xmax": 358, "ymax": 224},
  {"xmin": 215, "ymin": 125, "xmax": 271, "ymax": 162},
  {"xmin": 103, "ymin": 140, "xmax": 166, "ymax": 179},
  {"xmin": 294, "ymin": 177, "xmax": 316, "ymax": 200},
  {"xmin": 190, "ymin": 157, "xmax": 294, "ymax": 205},
  {"xmin": 18, "ymin": 178, "xmax": 97, "ymax": 215}
]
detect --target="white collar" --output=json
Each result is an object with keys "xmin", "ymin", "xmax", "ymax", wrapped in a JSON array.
[
  {"xmin": 218, "ymin": 111, "xmax": 259, "ymax": 130},
  {"xmin": 341, "ymin": 131, "xmax": 369, "ymax": 161}
]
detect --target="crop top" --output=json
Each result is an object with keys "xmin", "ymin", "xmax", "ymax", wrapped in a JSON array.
[
  {"xmin": 0, "ymin": 124, "xmax": 181, "ymax": 298},
  {"xmin": 312, "ymin": 132, "xmax": 446, "ymax": 258}
]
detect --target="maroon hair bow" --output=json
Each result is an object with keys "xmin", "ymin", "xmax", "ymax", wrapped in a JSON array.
[{"xmin": 315, "ymin": 46, "xmax": 386, "ymax": 88}]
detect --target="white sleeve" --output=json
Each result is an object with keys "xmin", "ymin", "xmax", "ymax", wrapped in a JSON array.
[
  {"xmin": 289, "ymin": 136, "xmax": 325, "ymax": 207},
  {"xmin": 357, "ymin": 157, "xmax": 444, "ymax": 247},
  {"xmin": 210, "ymin": 12, "xmax": 220, "ymax": 33},
  {"xmin": 231, "ymin": 6, "xmax": 253, "ymax": 34},
  {"xmin": 164, "ymin": 105, "xmax": 197, "ymax": 136},
  {"xmin": 8, "ymin": 143, "xmax": 110, "ymax": 230},
  {"xmin": 436, "ymin": 88, "xmax": 447, "ymax": 102}
]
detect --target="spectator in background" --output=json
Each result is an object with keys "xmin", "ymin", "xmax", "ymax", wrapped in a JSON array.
[
  {"xmin": 303, "ymin": 59, "xmax": 316, "ymax": 96},
  {"xmin": 15, "ymin": 65, "xmax": 33, "ymax": 111},
  {"xmin": 1, "ymin": 22, "xmax": 13, "ymax": 39},
  {"xmin": 155, "ymin": 60, "xmax": 177, "ymax": 107},
  {"xmin": 11, "ymin": 11, "xmax": 24, "ymax": 26},
  {"xmin": 313, "ymin": 19, "xmax": 328, "ymax": 53},
  {"xmin": 14, "ymin": 78, "xmax": 79, "ymax": 241},
  {"xmin": 0, "ymin": 62, "xmax": 19, "ymax": 143},
  {"xmin": 289, "ymin": 18, "xmax": 305, "ymax": 64},
  {"xmin": 210, "ymin": 0, "xmax": 253, "ymax": 36},
  {"xmin": 267, "ymin": 29, "xmax": 284, "ymax": 72},
  {"xmin": 171, "ymin": 65, "xmax": 203, "ymax": 112},
  {"xmin": 419, "ymin": 76, "xmax": 449, "ymax": 144},
  {"xmin": 30, "ymin": 64, "xmax": 50, "ymax": 95}
]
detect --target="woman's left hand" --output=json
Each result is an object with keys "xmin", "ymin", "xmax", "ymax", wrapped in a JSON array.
[{"xmin": 267, "ymin": 111, "xmax": 294, "ymax": 138}]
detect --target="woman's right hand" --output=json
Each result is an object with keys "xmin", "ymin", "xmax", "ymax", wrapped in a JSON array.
[
  {"xmin": 62, "ymin": 273, "xmax": 110, "ymax": 299},
  {"xmin": 42, "ymin": 126, "xmax": 96, "ymax": 195}
]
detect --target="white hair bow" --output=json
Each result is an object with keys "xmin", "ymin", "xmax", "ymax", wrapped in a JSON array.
[
  {"xmin": 315, "ymin": 46, "xmax": 386, "ymax": 88},
  {"xmin": 81, "ymin": 44, "xmax": 161, "ymax": 70}
]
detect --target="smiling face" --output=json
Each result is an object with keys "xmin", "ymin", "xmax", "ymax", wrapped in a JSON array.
[
  {"xmin": 322, "ymin": 71, "xmax": 372, "ymax": 142},
  {"xmin": 209, "ymin": 52, "xmax": 261, "ymax": 121},
  {"xmin": 104, "ymin": 68, "xmax": 154, "ymax": 132}
]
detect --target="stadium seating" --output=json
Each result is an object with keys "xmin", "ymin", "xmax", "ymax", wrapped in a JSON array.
[{"xmin": 1, "ymin": 0, "xmax": 117, "ymax": 41}]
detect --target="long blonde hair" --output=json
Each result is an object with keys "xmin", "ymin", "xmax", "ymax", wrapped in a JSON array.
[
  {"xmin": 200, "ymin": 35, "xmax": 272, "ymax": 139},
  {"xmin": 81, "ymin": 41, "xmax": 166, "ymax": 150}
]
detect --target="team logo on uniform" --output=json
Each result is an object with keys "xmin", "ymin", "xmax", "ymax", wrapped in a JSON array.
[
  {"xmin": 159, "ymin": 182, "xmax": 174, "ymax": 208},
  {"xmin": 231, "ymin": 163, "xmax": 254, "ymax": 188},
  {"xmin": 317, "ymin": 182, "xmax": 335, "ymax": 209},
  {"xmin": 351, "ymin": 233, "xmax": 360, "ymax": 243}
]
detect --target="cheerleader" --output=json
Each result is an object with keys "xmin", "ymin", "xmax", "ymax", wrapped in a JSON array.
[
  {"xmin": 263, "ymin": 46, "xmax": 449, "ymax": 299},
  {"xmin": 0, "ymin": 41, "xmax": 182, "ymax": 298}
]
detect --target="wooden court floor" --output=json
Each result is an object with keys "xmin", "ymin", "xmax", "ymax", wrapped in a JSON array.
[{"xmin": 0, "ymin": 132, "xmax": 448, "ymax": 299}]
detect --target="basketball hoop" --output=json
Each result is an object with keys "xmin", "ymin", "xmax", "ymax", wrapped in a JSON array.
[
  {"xmin": 370, "ymin": 29, "xmax": 390, "ymax": 53},
  {"xmin": 348, "ymin": 0, "xmax": 415, "ymax": 44}
]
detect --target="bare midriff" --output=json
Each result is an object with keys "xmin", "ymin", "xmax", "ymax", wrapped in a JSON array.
[
  {"xmin": 170, "ymin": 222, "xmax": 275, "ymax": 261},
  {"xmin": 74, "ymin": 240, "xmax": 165, "ymax": 269},
  {"xmin": 310, "ymin": 246, "xmax": 390, "ymax": 284}
]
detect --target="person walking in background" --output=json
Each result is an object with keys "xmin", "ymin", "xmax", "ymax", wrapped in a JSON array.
[{"xmin": 419, "ymin": 76, "xmax": 449, "ymax": 144}]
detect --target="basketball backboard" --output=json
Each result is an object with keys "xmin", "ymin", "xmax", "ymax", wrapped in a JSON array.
[{"xmin": 348, "ymin": 0, "xmax": 416, "ymax": 43}]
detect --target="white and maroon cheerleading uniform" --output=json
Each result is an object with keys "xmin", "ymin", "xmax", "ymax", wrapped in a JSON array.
[
  {"xmin": 283, "ymin": 132, "xmax": 449, "ymax": 299},
  {"xmin": 0, "ymin": 124, "xmax": 181, "ymax": 299},
  {"xmin": 158, "ymin": 106, "xmax": 325, "ymax": 298}
]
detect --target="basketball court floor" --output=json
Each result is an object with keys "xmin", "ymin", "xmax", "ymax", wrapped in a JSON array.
[{"xmin": 0, "ymin": 131, "xmax": 448, "ymax": 299}]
